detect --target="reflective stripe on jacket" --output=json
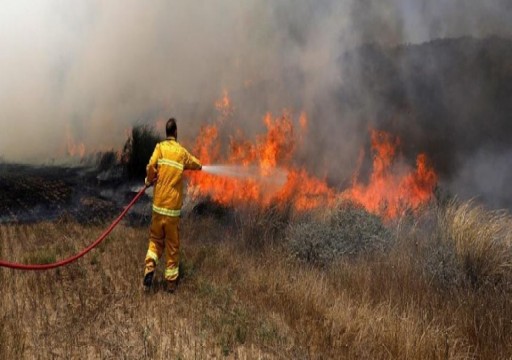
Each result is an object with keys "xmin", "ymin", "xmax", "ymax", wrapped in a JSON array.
[{"xmin": 146, "ymin": 137, "xmax": 201, "ymax": 217}]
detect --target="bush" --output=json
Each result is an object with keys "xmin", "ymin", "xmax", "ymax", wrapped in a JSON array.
[
  {"xmin": 236, "ymin": 201, "xmax": 293, "ymax": 250},
  {"xmin": 439, "ymin": 200, "xmax": 512, "ymax": 289},
  {"xmin": 96, "ymin": 150, "xmax": 118, "ymax": 172},
  {"xmin": 122, "ymin": 125, "xmax": 161, "ymax": 180},
  {"xmin": 191, "ymin": 198, "xmax": 234, "ymax": 222},
  {"xmin": 287, "ymin": 201, "xmax": 391, "ymax": 266},
  {"xmin": 420, "ymin": 231, "xmax": 464, "ymax": 290}
]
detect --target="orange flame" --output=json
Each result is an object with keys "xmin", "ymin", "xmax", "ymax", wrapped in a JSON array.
[
  {"xmin": 187, "ymin": 93, "xmax": 437, "ymax": 218},
  {"xmin": 343, "ymin": 130, "xmax": 437, "ymax": 218},
  {"xmin": 214, "ymin": 89, "xmax": 234, "ymax": 118},
  {"xmin": 66, "ymin": 128, "xmax": 86, "ymax": 158},
  {"xmin": 275, "ymin": 169, "xmax": 336, "ymax": 211},
  {"xmin": 188, "ymin": 111, "xmax": 303, "ymax": 206}
]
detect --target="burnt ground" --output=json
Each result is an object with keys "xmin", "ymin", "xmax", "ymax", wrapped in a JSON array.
[{"xmin": 0, "ymin": 163, "xmax": 152, "ymax": 225}]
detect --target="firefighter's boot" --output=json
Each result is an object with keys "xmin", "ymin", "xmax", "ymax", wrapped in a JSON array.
[
  {"xmin": 143, "ymin": 271, "xmax": 154, "ymax": 292},
  {"xmin": 166, "ymin": 280, "xmax": 178, "ymax": 294}
]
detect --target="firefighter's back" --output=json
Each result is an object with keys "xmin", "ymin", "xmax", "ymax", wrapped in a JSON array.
[{"xmin": 152, "ymin": 139, "xmax": 188, "ymax": 215}]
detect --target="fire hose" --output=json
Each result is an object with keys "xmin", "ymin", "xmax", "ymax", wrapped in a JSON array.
[{"xmin": 0, "ymin": 185, "xmax": 148, "ymax": 270}]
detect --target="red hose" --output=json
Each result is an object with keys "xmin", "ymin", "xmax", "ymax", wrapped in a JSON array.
[{"xmin": 0, "ymin": 185, "xmax": 148, "ymax": 270}]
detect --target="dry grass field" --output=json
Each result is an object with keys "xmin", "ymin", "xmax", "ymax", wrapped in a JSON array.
[{"xmin": 1, "ymin": 197, "xmax": 512, "ymax": 359}]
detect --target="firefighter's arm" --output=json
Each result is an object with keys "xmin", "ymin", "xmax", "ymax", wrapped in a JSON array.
[
  {"xmin": 183, "ymin": 149, "xmax": 202, "ymax": 170},
  {"xmin": 145, "ymin": 144, "xmax": 161, "ymax": 186}
]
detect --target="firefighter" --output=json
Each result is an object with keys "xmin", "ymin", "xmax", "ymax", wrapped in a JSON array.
[{"xmin": 143, "ymin": 117, "xmax": 202, "ymax": 293}]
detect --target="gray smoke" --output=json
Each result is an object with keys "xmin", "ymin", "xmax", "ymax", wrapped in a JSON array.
[{"xmin": 1, "ymin": 1, "xmax": 511, "ymax": 206}]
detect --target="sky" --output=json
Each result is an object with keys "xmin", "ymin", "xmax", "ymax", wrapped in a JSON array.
[{"xmin": 0, "ymin": 0, "xmax": 511, "ymax": 162}]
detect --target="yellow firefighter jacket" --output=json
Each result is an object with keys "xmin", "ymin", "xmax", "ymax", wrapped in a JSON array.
[{"xmin": 146, "ymin": 137, "xmax": 202, "ymax": 217}]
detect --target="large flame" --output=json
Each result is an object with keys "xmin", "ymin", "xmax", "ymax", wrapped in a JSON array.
[
  {"xmin": 343, "ymin": 130, "xmax": 438, "ymax": 218},
  {"xmin": 188, "ymin": 111, "xmax": 302, "ymax": 206},
  {"xmin": 187, "ymin": 92, "xmax": 437, "ymax": 219}
]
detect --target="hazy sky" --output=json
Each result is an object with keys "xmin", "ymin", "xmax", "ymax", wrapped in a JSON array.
[{"xmin": 0, "ymin": 0, "xmax": 510, "ymax": 162}]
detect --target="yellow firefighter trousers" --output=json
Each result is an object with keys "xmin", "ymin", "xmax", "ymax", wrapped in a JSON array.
[{"xmin": 144, "ymin": 212, "xmax": 180, "ymax": 282}]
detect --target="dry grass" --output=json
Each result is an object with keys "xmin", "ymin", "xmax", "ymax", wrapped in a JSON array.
[
  {"xmin": 440, "ymin": 200, "xmax": 512, "ymax": 288},
  {"xmin": 1, "ymin": 200, "xmax": 512, "ymax": 359}
]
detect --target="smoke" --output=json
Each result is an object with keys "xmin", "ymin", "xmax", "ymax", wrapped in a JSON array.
[
  {"xmin": 1, "ymin": 1, "xmax": 511, "ymax": 205},
  {"xmin": 350, "ymin": 0, "xmax": 512, "ymax": 45},
  {"xmin": 449, "ymin": 148, "xmax": 512, "ymax": 209}
]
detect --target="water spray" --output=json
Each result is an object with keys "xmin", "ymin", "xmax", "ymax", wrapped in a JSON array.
[
  {"xmin": 201, "ymin": 165, "xmax": 288, "ymax": 187},
  {"xmin": 131, "ymin": 164, "xmax": 288, "ymax": 195}
]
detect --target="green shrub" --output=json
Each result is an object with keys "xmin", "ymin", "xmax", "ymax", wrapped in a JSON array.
[
  {"xmin": 237, "ymin": 201, "xmax": 293, "ymax": 250},
  {"xmin": 287, "ymin": 201, "xmax": 391, "ymax": 266}
]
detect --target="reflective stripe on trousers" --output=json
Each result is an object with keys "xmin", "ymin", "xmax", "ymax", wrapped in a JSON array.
[
  {"xmin": 165, "ymin": 267, "xmax": 179, "ymax": 280},
  {"xmin": 146, "ymin": 249, "xmax": 159, "ymax": 264},
  {"xmin": 152, "ymin": 205, "xmax": 181, "ymax": 217}
]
